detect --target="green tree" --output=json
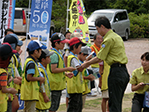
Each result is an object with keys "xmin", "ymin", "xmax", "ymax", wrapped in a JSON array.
[
  {"xmin": 52, "ymin": 0, "xmax": 67, "ymax": 32},
  {"xmin": 15, "ymin": 0, "xmax": 29, "ymax": 8},
  {"xmin": 83, "ymin": 0, "xmax": 109, "ymax": 15}
]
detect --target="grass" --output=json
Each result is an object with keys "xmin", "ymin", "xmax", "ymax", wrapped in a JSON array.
[{"xmin": 57, "ymin": 93, "xmax": 134, "ymax": 112}]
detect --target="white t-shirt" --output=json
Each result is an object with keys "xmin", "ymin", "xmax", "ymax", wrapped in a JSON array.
[
  {"xmin": 71, "ymin": 57, "xmax": 80, "ymax": 68},
  {"xmin": 65, "ymin": 50, "xmax": 69, "ymax": 57}
]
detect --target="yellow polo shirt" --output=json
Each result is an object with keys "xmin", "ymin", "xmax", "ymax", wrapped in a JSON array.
[
  {"xmin": 97, "ymin": 30, "xmax": 128, "ymax": 66},
  {"xmin": 130, "ymin": 67, "xmax": 149, "ymax": 94}
]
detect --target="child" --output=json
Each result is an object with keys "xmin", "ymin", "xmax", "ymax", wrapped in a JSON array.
[
  {"xmin": 47, "ymin": 33, "xmax": 75, "ymax": 112},
  {"xmin": 0, "ymin": 43, "xmax": 18, "ymax": 112},
  {"xmin": 36, "ymin": 49, "xmax": 54, "ymax": 111},
  {"xmin": 67, "ymin": 37, "xmax": 86, "ymax": 112},
  {"xmin": 63, "ymin": 31, "xmax": 71, "ymax": 67},
  {"xmin": 15, "ymin": 39, "xmax": 23, "ymax": 77},
  {"xmin": 65, "ymin": 32, "xmax": 84, "ymax": 107},
  {"xmin": 64, "ymin": 31, "xmax": 71, "ymax": 40},
  {"xmin": 89, "ymin": 33, "xmax": 103, "ymax": 97},
  {"xmin": 21, "ymin": 40, "xmax": 46, "ymax": 112},
  {"xmin": 130, "ymin": 52, "xmax": 149, "ymax": 112},
  {"xmin": 99, "ymin": 61, "xmax": 110, "ymax": 112},
  {"xmin": 63, "ymin": 31, "xmax": 72, "ymax": 108},
  {"xmin": 78, "ymin": 46, "xmax": 95, "ymax": 108},
  {"xmin": 3, "ymin": 34, "xmax": 22, "ymax": 112}
]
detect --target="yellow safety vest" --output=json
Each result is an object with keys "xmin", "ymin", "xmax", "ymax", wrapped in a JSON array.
[
  {"xmin": 21, "ymin": 58, "xmax": 40, "ymax": 101},
  {"xmin": 47, "ymin": 50, "xmax": 66, "ymax": 91},
  {"xmin": 13, "ymin": 54, "xmax": 22, "ymax": 76},
  {"xmin": 12, "ymin": 55, "xmax": 21, "ymax": 90},
  {"xmin": 7, "ymin": 55, "xmax": 17, "ymax": 100},
  {"xmin": 0, "ymin": 68, "xmax": 8, "ymax": 112},
  {"xmin": 91, "ymin": 45, "xmax": 100, "ymax": 68},
  {"xmin": 101, "ymin": 61, "xmax": 110, "ymax": 91},
  {"xmin": 36, "ymin": 66, "xmax": 51, "ymax": 110},
  {"xmin": 82, "ymin": 69, "xmax": 90, "ymax": 95},
  {"xmin": 67, "ymin": 55, "xmax": 85, "ymax": 94}
]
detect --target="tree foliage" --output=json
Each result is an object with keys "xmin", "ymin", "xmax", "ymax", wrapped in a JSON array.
[
  {"xmin": 15, "ymin": 0, "xmax": 29, "ymax": 8},
  {"xmin": 15, "ymin": 0, "xmax": 149, "ymax": 35},
  {"xmin": 51, "ymin": 0, "xmax": 67, "ymax": 32}
]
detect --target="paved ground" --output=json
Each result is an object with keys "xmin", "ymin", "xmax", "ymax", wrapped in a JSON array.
[{"xmin": 18, "ymin": 37, "xmax": 149, "ymax": 111}]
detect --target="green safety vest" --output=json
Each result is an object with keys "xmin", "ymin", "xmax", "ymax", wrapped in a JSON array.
[
  {"xmin": 67, "ymin": 55, "xmax": 85, "ymax": 94},
  {"xmin": 21, "ymin": 58, "xmax": 40, "ymax": 101},
  {"xmin": 47, "ymin": 50, "xmax": 66, "ymax": 91}
]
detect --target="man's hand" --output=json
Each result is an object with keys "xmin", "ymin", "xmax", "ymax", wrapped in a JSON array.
[
  {"xmin": 138, "ymin": 82, "xmax": 146, "ymax": 87},
  {"xmin": 77, "ymin": 62, "xmax": 89, "ymax": 72}
]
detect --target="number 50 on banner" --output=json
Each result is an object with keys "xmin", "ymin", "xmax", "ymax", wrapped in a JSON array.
[{"xmin": 33, "ymin": 10, "xmax": 49, "ymax": 24}]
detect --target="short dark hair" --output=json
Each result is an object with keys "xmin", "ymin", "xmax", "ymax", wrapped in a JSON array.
[
  {"xmin": 95, "ymin": 16, "xmax": 111, "ymax": 29},
  {"xmin": 0, "ymin": 53, "xmax": 12, "ymax": 61},
  {"xmin": 38, "ymin": 51, "xmax": 46, "ymax": 62},
  {"xmin": 79, "ymin": 52, "xmax": 88, "ymax": 56},
  {"xmin": 93, "ymin": 33, "xmax": 100, "ymax": 40},
  {"xmin": 5, "ymin": 28, "xmax": 14, "ymax": 35},
  {"xmin": 27, "ymin": 48, "xmax": 41, "ymax": 55},
  {"xmin": 141, "ymin": 52, "xmax": 149, "ymax": 61},
  {"xmin": 69, "ymin": 42, "xmax": 82, "ymax": 51},
  {"xmin": 50, "ymin": 34, "xmax": 61, "ymax": 48},
  {"xmin": 64, "ymin": 31, "xmax": 71, "ymax": 37}
]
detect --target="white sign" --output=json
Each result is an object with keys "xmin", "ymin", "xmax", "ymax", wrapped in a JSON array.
[{"xmin": 0, "ymin": 0, "xmax": 16, "ymax": 40}]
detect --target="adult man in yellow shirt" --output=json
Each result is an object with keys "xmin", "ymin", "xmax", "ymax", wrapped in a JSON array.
[{"xmin": 79, "ymin": 16, "xmax": 130, "ymax": 112}]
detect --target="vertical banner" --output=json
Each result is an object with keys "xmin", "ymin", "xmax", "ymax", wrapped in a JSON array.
[
  {"xmin": 0, "ymin": 0, "xmax": 16, "ymax": 40},
  {"xmin": 69, "ymin": 0, "xmax": 91, "ymax": 45},
  {"xmin": 29, "ymin": 0, "xmax": 53, "ymax": 48}
]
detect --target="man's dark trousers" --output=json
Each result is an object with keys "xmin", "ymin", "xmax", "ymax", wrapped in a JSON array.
[{"xmin": 108, "ymin": 63, "xmax": 130, "ymax": 112}]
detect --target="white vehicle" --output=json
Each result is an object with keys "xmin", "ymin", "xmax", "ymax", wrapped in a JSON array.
[
  {"xmin": 87, "ymin": 9, "xmax": 130, "ymax": 40},
  {"xmin": 14, "ymin": 8, "xmax": 55, "ymax": 38}
]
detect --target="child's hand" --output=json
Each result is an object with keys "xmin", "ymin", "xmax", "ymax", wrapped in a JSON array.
[
  {"xmin": 8, "ymin": 94, "xmax": 12, "ymax": 101},
  {"xmin": 66, "ymin": 72, "xmax": 74, "ymax": 78},
  {"xmin": 39, "ymin": 77, "xmax": 45, "ymax": 83},
  {"xmin": 17, "ymin": 77, "xmax": 22, "ymax": 80},
  {"xmin": 8, "ymin": 76, "xmax": 13, "ymax": 84},
  {"xmin": 86, "ymin": 54, "xmax": 92, "ymax": 61},
  {"xmin": 10, "ymin": 88, "xmax": 17, "ymax": 94},
  {"xmin": 88, "ymin": 75, "xmax": 95, "ymax": 81},
  {"xmin": 43, "ymin": 94, "xmax": 50, "ymax": 103},
  {"xmin": 98, "ymin": 81, "xmax": 102, "ymax": 88},
  {"xmin": 67, "ymin": 67, "xmax": 76, "ymax": 72},
  {"xmin": 14, "ymin": 77, "xmax": 22, "ymax": 85},
  {"xmin": 18, "ymin": 49, "xmax": 22, "ymax": 55}
]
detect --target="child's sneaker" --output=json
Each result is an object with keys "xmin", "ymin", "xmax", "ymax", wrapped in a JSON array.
[{"xmin": 87, "ymin": 90, "xmax": 97, "ymax": 97}]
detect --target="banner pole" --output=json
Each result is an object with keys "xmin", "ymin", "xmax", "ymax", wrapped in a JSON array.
[
  {"xmin": 66, "ymin": 0, "xmax": 69, "ymax": 31},
  {"xmin": 24, "ymin": 0, "xmax": 31, "ymax": 64}
]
